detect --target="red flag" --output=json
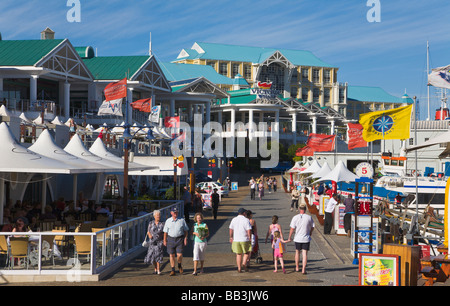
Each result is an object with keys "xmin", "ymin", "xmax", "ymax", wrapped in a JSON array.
[
  {"xmin": 130, "ymin": 98, "xmax": 152, "ymax": 112},
  {"xmin": 306, "ymin": 133, "xmax": 336, "ymax": 152},
  {"xmin": 104, "ymin": 78, "xmax": 127, "ymax": 101},
  {"xmin": 164, "ymin": 116, "xmax": 180, "ymax": 128},
  {"xmin": 296, "ymin": 146, "xmax": 315, "ymax": 156},
  {"xmin": 347, "ymin": 123, "xmax": 367, "ymax": 150}
]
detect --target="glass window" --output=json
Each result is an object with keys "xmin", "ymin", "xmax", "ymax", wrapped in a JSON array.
[
  {"xmin": 219, "ymin": 62, "xmax": 228, "ymax": 76},
  {"xmin": 313, "ymin": 69, "xmax": 320, "ymax": 83},
  {"xmin": 244, "ymin": 65, "xmax": 251, "ymax": 79},
  {"xmin": 302, "ymin": 88, "xmax": 309, "ymax": 102},
  {"xmin": 232, "ymin": 63, "xmax": 240, "ymax": 78},
  {"xmin": 324, "ymin": 70, "xmax": 331, "ymax": 84}
]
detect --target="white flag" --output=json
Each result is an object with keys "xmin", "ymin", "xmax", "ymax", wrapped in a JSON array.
[
  {"xmin": 97, "ymin": 98, "xmax": 123, "ymax": 116},
  {"xmin": 428, "ymin": 65, "xmax": 450, "ymax": 89},
  {"xmin": 149, "ymin": 105, "xmax": 161, "ymax": 123}
]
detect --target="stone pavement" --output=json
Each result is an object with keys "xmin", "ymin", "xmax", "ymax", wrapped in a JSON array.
[{"xmin": 11, "ymin": 181, "xmax": 439, "ymax": 287}]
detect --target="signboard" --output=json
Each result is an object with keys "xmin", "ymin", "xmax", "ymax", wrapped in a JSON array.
[
  {"xmin": 250, "ymin": 88, "xmax": 280, "ymax": 99},
  {"xmin": 202, "ymin": 193, "xmax": 212, "ymax": 210},
  {"xmin": 359, "ymin": 254, "xmax": 400, "ymax": 286},
  {"xmin": 355, "ymin": 162, "xmax": 374, "ymax": 178},
  {"xmin": 231, "ymin": 182, "xmax": 238, "ymax": 191}
]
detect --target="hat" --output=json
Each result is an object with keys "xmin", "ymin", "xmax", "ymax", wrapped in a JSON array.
[
  {"xmin": 299, "ymin": 204, "xmax": 307, "ymax": 210},
  {"xmin": 171, "ymin": 207, "xmax": 179, "ymax": 212},
  {"xmin": 237, "ymin": 208, "xmax": 246, "ymax": 214}
]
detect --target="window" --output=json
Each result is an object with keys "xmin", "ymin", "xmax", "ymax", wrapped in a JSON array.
[
  {"xmin": 324, "ymin": 70, "xmax": 331, "ymax": 84},
  {"xmin": 324, "ymin": 88, "xmax": 331, "ymax": 106},
  {"xmin": 302, "ymin": 88, "xmax": 309, "ymax": 102},
  {"xmin": 409, "ymin": 138, "xmax": 414, "ymax": 145},
  {"xmin": 206, "ymin": 61, "xmax": 215, "ymax": 68},
  {"xmin": 232, "ymin": 63, "xmax": 240, "ymax": 78},
  {"xmin": 313, "ymin": 69, "xmax": 320, "ymax": 83},
  {"xmin": 219, "ymin": 62, "xmax": 228, "ymax": 76},
  {"xmin": 291, "ymin": 87, "xmax": 298, "ymax": 98},
  {"xmin": 313, "ymin": 88, "xmax": 320, "ymax": 103},
  {"xmin": 339, "ymin": 89, "xmax": 345, "ymax": 103},
  {"xmin": 302, "ymin": 69, "xmax": 309, "ymax": 81},
  {"xmin": 244, "ymin": 65, "xmax": 252, "ymax": 79}
]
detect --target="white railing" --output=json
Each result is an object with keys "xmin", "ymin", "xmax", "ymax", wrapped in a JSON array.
[{"xmin": 0, "ymin": 201, "xmax": 183, "ymax": 280}]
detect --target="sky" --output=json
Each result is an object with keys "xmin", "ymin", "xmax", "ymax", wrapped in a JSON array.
[{"xmin": 1, "ymin": 0, "xmax": 450, "ymax": 120}]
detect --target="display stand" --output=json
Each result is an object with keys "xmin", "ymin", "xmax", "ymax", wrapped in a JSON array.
[{"xmin": 353, "ymin": 177, "xmax": 374, "ymax": 265}]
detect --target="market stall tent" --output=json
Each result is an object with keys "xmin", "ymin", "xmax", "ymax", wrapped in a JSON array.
[
  {"xmin": 310, "ymin": 161, "xmax": 333, "ymax": 179},
  {"xmin": 300, "ymin": 159, "xmax": 321, "ymax": 174},
  {"xmin": 316, "ymin": 160, "xmax": 359, "ymax": 183}
]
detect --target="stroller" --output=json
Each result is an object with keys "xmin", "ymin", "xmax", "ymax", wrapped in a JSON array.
[{"xmin": 249, "ymin": 234, "xmax": 263, "ymax": 264}]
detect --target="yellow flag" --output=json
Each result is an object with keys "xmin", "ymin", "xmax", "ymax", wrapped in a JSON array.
[{"xmin": 359, "ymin": 105, "xmax": 413, "ymax": 142}]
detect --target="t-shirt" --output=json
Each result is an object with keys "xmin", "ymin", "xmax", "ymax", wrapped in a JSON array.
[
  {"xmin": 193, "ymin": 222, "xmax": 208, "ymax": 243},
  {"xmin": 229, "ymin": 215, "xmax": 252, "ymax": 242},
  {"xmin": 343, "ymin": 198, "xmax": 355, "ymax": 213},
  {"xmin": 290, "ymin": 213, "xmax": 315, "ymax": 243},
  {"xmin": 325, "ymin": 197, "xmax": 338, "ymax": 213}
]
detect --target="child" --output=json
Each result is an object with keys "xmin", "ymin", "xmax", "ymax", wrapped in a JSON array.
[{"xmin": 272, "ymin": 230, "xmax": 287, "ymax": 273}]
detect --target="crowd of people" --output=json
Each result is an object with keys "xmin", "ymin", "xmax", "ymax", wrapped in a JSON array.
[{"xmin": 248, "ymin": 176, "xmax": 277, "ymax": 201}]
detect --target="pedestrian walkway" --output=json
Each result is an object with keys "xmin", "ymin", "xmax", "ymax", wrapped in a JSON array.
[{"xmin": 19, "ymin": 181, "xmax": 365, "ymax": 287}]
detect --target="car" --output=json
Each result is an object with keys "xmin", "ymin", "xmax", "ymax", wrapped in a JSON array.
[{"xmin": 195, "ymin": 182, "xmax": 229, "ymax": 197}]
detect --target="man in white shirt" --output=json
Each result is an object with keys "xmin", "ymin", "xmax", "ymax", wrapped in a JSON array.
[
  {"xmin": 324, "ymin": 193, "xmax": 339, "ymax": 235},
  {"xmin": 249, "ymin": 178, "xmax": 256, "ymax": 200},
  {"xmin": 229, "ymin": 208, "xmax": 252, "ymax": 272},
  {"xmin": 288, "ymin": 204, "xmax": 314, "ymax": 274}
]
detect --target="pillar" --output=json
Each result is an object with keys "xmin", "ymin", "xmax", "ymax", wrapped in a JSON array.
[
  {"xmin": 292, "ymin": 112, "xmax": 297, "ymax": 143},
  {"xmin": 72, "ymin": 174, "xmax": 78, "ymax": 204},
  {"xmin": 30, "ymin": 75, "xmax": 38, "ymax": 104},
  {"xmin": 0, "ymin": 78, "xmax": 3, "ymax": 99},
  {"xmin": 230, "ymin": 108, "xmax": 236, "ymax": 137},
  {"xmin": 127, "ymin": 87, "xmax": 133, "ymax": 124},
  {"xmin": 205, "ymin": 102, "xmax": 211, "ymax": 124},
  {"xmin": 330, "ymin": 119, "xmax": 335, "ymax": 135},
  {"xmin": 170, "ymin": 99, "xmax": 175, "ymax": 117},
  {"xmin": 274, "ymin": 110, "xmax": 279, "ymax": 133},
  {"xmin": 311, "ymin": 115, "xmax": 317, "ymax": 134},
  {"xmin": 249, "ymin": 109, "xmax": 254, "ymax": 141},
  {"xmin": 64, "ymin": 81, "xmax": 70, "ymax": 119},
  {"xmin": 41, "ymin": 174, "xmax": 47, "ymax": 214}
]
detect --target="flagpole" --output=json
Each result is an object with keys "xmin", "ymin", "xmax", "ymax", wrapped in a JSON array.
[{"xmin": 414, "ymin": 96, "xmax": 418, "ymax": 220}]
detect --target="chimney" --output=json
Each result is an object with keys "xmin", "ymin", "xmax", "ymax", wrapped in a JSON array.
[{"xmin": 41, "ymin": 27, "xmax": 55, "ymax": 40}]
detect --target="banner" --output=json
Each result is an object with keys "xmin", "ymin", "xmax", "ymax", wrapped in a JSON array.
[
  {"xmin": 130, "ymin": 98, "xmax": 152, "ymax": 112},
  {"xmin": 295, "ymin": 145, "xmax": 315, "ymax": 156},
  {"xmin": 347, "ymin": 123, "xmax": 367, "ymax": 150},
  {"xmin": 104, "ymin": 78, "xmax": 127, "ymax": 101},
  {"xmin": 97, "ymin": 98, "xmax": 123, "ymax": 116},
  {"xmin": 428, "ymin": 65, "xmax": 450, "ymax": 89},
  {"xmin": 359, "ymin": 105, "xmax": 412, "ymax": 142},
  {"xmin": 164, "ymin": 116, "xmax": 180, "ymax": 128},
  {"xmin": 306, "ymin": 133, "xmax": 336, "ymax": 152},
  {"xmin": 149, "ymin": 105, "xmax": 161, "ymax": 123}
]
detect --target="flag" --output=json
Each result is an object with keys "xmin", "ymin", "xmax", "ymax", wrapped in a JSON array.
[
  {"xmin": 306, "ymin": 133, "xmax": 336, "ymax": 152},
  {"xmin": 130, "ymin": 98, "xmax": 152, "ymax": 112},
  {"xmin": 149, "ymin": 105, "xmax": 161, "ymax": 123},
  {"xmin": 428, "ymin": 65, "xmax": 450, "ymax": 89},
  {"xmin": 359, "ymin": 105, "xmax": 413, "ymax": 142},
  {"xmin": 104, "ymin": 78, "xmax": 127, "ymax": 101},
  {"xmin": 295, "ymin": 145, "xmax": 315, "ymax": 156},
  {"xmin": 164, "ymin": 116, "xmax": 180, "ymax": 128},
  {"xmin": 97, "ymin": 98, "xmax": 123, "ymax": 116},
  {"xmin": 347, "ymin": 123, "xmax": 367, "ymax": 150}
]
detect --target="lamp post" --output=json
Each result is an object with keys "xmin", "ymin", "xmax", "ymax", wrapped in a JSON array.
[{"xmin": 122, "ymin": 125, "xmax": 132, "ymax": 220}]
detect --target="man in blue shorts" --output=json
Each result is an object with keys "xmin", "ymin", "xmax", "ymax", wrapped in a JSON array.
[
  {"xmin": 288, "ymin": 204, "xmax": 315, "ymax": 274},
  {"xmin": 163, "ymin": 207, "xmax": 189, "ymax": 276}
]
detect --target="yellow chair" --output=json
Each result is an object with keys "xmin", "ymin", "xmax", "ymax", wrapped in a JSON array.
[
  {"xmin": 74, "ymin": 235, "xmax": 92, "ymax": 263},
  {"xmin": 9, "ymin": 237, "xmax": 29, "ymax": 269},
  {"xmin": 52, "ymin": 229, "xmax": 69, "ymax": 259},
  {"xmin": 0, "ymin": 235, "xmax": 10, "ymax": 268}
]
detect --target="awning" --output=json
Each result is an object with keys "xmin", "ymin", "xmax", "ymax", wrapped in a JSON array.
[{"xmin": 129, "ymin": 156, "xmax": 188, "ymax": 176}]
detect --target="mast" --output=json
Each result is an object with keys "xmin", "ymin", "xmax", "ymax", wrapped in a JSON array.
[{"xmin": 427, "ymin": 41, "xmax": 430, "ymax": 121}]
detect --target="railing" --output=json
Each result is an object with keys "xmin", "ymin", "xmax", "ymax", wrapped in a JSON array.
[
  {"xmin": 0, "ymin": 200, "xmax": 183, "ymax": 281},
  {"xmin": 4, "ymin": 98, "xmax": 60, "ymax": 116}
]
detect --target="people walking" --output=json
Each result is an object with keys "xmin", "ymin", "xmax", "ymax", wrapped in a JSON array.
[
  {"xmin": 163, "ymin": 207, "xmax": 189, "ymax": 276},
  {"xmin": 144, "ymin": 210, "xmax": 164, "ymax": 275},
  {"xmin": 288, "ymin": 204, "xmax": 315, "ymax": 274},
  {"xmin": 324, "ymin": 193, "xmax": 339, "ymax": 235},
  {"xmin": 211, "ymin": 189, "xmax": 220, "ymax": 220},
  {"xmin": 229, "ymin": 208, "xmax": 252, "ymax": 273},
  {"xmin": 291, "ymin": 187, "xmax": 300, "ymax": 211},
  {"xmin": 258, "ymin": 180, "xmax": 264, "ymax": 200},
  {"xmin": 272, "ymin": 231, "xmax": 287, "ymax": 273},
  {"xmin": 249, "ymin": 177, "xmax": 256, "ymax": 200},
  {"xmin": 191, "ymin": 212, "xmax": 209, "ymax": 275},
  {"xmin": 273, "ymin": 178, "xmax": 277, "ymax": 192}
]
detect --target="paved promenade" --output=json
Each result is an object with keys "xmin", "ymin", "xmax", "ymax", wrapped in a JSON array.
[{"xmin": 18, "ymin": 182, "xmax": 365, "ymax": 287}]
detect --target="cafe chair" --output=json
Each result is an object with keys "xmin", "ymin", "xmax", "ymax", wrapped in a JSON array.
[
  {"xmin": 74, "ymin": 235, "xmax": 92, "ymax": 264},
  {"xmin": 0, "ymin": 235, "xmax": 10, "ymax": 268},
  {"xmin": 9, "ymin": 237, "xmax": 29, "ymax": 269},
  {"xmin": 42, "ymin": 235, "xmax": 56, "ymax": 266}
]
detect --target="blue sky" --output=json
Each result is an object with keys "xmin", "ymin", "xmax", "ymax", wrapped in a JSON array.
[{"xmin": 1, "ymin": 0, "xmax": 450, "ymax": 119}]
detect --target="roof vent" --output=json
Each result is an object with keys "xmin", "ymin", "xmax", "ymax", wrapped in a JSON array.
[{"xmin": 41, "ymin": 27, "xmax": 55, "ymax": 40}]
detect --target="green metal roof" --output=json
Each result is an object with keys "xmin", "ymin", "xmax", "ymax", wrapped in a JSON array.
[
  {"xmin": 159, "ymin": 62, "xmax": 235, "ymax": 85},
  {"xmin": 347, "ymin": 86, "xmax": 403, "ymax": 104},
  {"xmin": 75, "ymin": 46, "xmax": 95, "ymax": 59},
  {"xmin": 0, "ymin": 39, "xmax": 64, "ymax": 66},
  {"xmin": 176, "ymin": 42, "xmax": 335, "ymax": 68},
  {"xmin": 83, "ymin": 56, "xmax": 150, "ymax": 80}
]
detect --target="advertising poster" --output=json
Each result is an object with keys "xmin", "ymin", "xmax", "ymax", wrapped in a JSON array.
[{"xmin": 359, "ymin": 254, "xmax": 400, "ymax": 286}]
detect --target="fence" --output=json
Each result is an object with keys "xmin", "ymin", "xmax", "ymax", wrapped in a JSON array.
[{"xmin": 0, "ymin": 200, "xmax": 183, "ymax": 282}]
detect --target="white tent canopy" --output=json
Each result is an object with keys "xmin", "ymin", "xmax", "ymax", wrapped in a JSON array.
[
  {"xmin": 300, "ymin": 160, "xmax": 321, "ymax": 174},
  {"xmin": 405, "ymin": 130, "xmax": 450, "ymax": 158},
  {"xmin": 310, "ymin": 161, "xmax": 333, "ymax": 179},
  {"xmin": 0, "ymin": 105, "xmax": 13, "ymax": 117},
  {"xmin": 51, "ymin": 116, "xmax": 65, "ymax": 125},
  {"xmin": 28, "ymin": 129, "xmax": 110, "ymax": 173},
  {"xmin": 0, "ymin": 122, "xmax": 84, "ymax": 174},
  {"xmin": 19, "ymin": 112, "xmax": 32, "ymax": 123},
  {"xmin": 287, "ymin": 161, "xmax": 306, "ymax": 173},
  {"xmin": 130, "ymin": 156, "xmax": 188, "ymax": 176},
  {"xmin": 316, "ymin": 160, "xmax": 359, "ymax": 183}
]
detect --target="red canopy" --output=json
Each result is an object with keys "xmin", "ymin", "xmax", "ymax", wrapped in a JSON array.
[{"xmin": 130, "ymin": 98, "xmax": 152, "ymax": 112}]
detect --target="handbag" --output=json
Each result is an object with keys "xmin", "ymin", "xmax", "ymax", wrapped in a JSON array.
[{"xmin": 142, "ymin": 236, "xmax": 149, "ymax": 247}]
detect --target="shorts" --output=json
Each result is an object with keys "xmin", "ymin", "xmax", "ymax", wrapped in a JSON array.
[
  {"xmin": 231, "ymin": 241, "xmax": 252, "ymax": 254},
  {"xmin": 193, "ymin": 242, "xmax": 207, "ymax": 261},
  {"xmin": 295, "ymin": 242, "xmax": 310, "ymax": 251},
  {"xmin": 167, "ymin": 236, "xmax": 184, "ymax": 255},
  {"xmin": 274, "ymin": 248, "xmax": 283, "ymax": 259}
]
